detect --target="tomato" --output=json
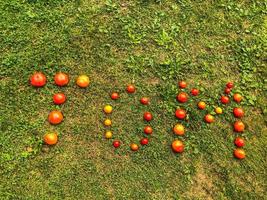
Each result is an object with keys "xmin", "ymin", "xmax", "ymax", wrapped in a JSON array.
[
  {"xmin": 105, "ymin": 131, "xmax": 112, "ymax": 139},
  {"xmin": 233, "ymin": 107, "xmax": 244, "ymax": 118},
  {"xmin": 178, "ymin": 81, "xmax": 187, "ymax": 89},
  {"xmin": 53, "ymin": 93, "xmax": 66, "ymax": 105},
  {"xmin": 175, "ymin": 109, "xmax": 186, "ymax": 120},
  {"xmin": 234, "ymin": 148, "xmax": 245, "ymax": 159},
  {"xmin": 234, "ymin": 137, "xmax": 245, "ymax": 147},
  {"xmin": 234, "ymin": 121, "xmax": 245, "ymax": 132},
  {"xmin": 54, "ymin": 72, "xmax": 69, "ymax": 86},
  {"xmin": 226, "ymin": 82, "xmax": 234, "ymax": 89},
  {"xmin": 104, "ymin": 119, "xmax": 112, "ymax": 126},
  {"xmin": 221, "ymin": 96, "xmax": 230, "ymax": 104},
  {"xmin": 215, "ymin": 107, "xmax": 223, "ymax": 114},
  {"xmin": 140, "ymin": 138, "xmax": 149, "ymax": 145},
  {"xmin": 43, "ymin": 132, "xmax": 58, "ymax": 145},
  {"xmin": 173, "ymin": 124, "xmax": 185, "ymax": 135},
  {"xmin": 197, "ymin": 101, "xmax": 206, "ymax": 110},
  {"xmin": 191, "ymin": 88, "xmax": 199, "ymax": 96},
  {"xmin": 30, "ymin": 72, "xmax": 47, "ymax": 87},
  {"xmin": 171, "ymin": 140, "xmax": 184, "ymax": 153},
  {"xmin": 113, "ymin": 140, "xmax": 120, "ymax": 148},
  {"xmin": 140, "ymin": 97, "xmax": 149, "ymax": 105},
  {"xmin": 103, "ymin": 105, "xmax": 113, "ymax": 114},
  {"xmin": 176, "ymin": 92, "xmax": 188, "ymax": 103},
  {"xmin": 76, "ymin": 75, "xmax": 90, "ymax": 88},
  {"xmin": 144, "ymin": 126, "xmax": 153, "ymax": 135},
  {"xmin": 48, "ymin": 110, "xmax": 63, "ymax": 125},
  {"xmin": 143, "ymin": 112, "xmax": 153, "ymax": 121},
  {"xmin": 111, "ymin": 92, "xmax": 119, "ymax": 100},
  {"xmin": 224, "ymin": 87, "xmax": 231, "ymax": 94},
  {"xmin": 204, "ymin": 114, "xmax": 214, "ymax": 123},
  {"xmin": 233, "ymin": 93, "xmax": 242, "ymax": 103},
  {"xmin": 126, "ymin": 84, "xmax": 135, "ymax": 93},
  {"xmin": 130, "ymin": 143, "xmax": 139, "ymax": 151}
]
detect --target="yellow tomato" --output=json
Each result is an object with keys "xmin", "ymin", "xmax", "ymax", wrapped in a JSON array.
[
  {"xmin": 104, "ymin": 105, "xmax": 113, "ymax": 114},
  {"xmin": 173, "ymin": 124, "xmax": 185, "ymax": 135},
  {"xmin": 104, "ymin": 119, "xmax": 112, "ymax": 126},
  {"xmin": 105, "ymin": 131, "xmax": 112, "ymax": 139},
  {"xmin": 215, "ymin": 107, "xmax": 223, "ymax": 114},
  {"xmin": 76, "ymin": 75, "xmax": 90, "ymax": 88}
]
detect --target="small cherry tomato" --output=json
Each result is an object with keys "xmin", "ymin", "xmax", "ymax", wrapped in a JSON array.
[
  {"xmin": 175, "ymin": 109, "xmax": 186, "ymax": 120},
  {"xmin": 190, "ymin": 88, "xmax": 199, "ymax": 96},
  {"xmin": 140, "ymin": 97, "xmax": 149, "ymax": 105},
  {"xmin": 53, "ymin": 93, "xmax": 66, "ymax": 105},
  {"xmin": 221, "ymin": 96, "xmax": 230, "ymax": 104},
  {"xmin": 144, "ymin": 126, "xmax": 153, "ymax": 135},
  {"xmin": 126, "ymin": 85, "xmax": 135, "ymax": 93},
  {"xmin": 171, "ymin": 140, "xmax": 184, "ymax": 153},
  {"xmin": 143, "ymin": 112, "xmax": 153, "ymax": 121},
  {"xmin": 140, "ymin": 138, "xmax": 149, "ymax": 145},
  {"xmin": 113, "ymin": 140, "xmax": 120, "ymax": 148},
  {"xmin": 30, "ymin": 72, "xmax": 47, "ymax": 87},
  {"xmin": 111, "ymin": 92, "xmax": 119, "ymax": 100},
  {"xmin": 234, "ymin": 148, "xmax": 245, "ymax": 159},
  {"xmin": 54, "ymin": 72, "xmax": 69, "ymax": 86},
  {"xmin": 234, "ymin": 137, "xmax": 245, "ymax": 147},
  {"xmin": 226, "ymin": 82, "xmax": 234, "ymax": 89},
  {"xmin": 233, "ymin": 107, "xmax": 244, "ymax": 118},
  {"xmin": 178, "ymin": 81, "xmax": 187, "ymax": 89},
  {"xmin": 176, "ymin": 92, "xmax": 188, "ymax": 103}
]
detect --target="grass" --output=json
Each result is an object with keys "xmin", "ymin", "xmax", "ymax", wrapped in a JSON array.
[{"xmin": 0, "ymin": 0, "xmax": 266, "ymax": 199}]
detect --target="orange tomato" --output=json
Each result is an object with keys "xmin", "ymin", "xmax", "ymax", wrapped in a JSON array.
[
  {"xmin": 178, "ymin": 81, "xmax": 187, "ymax": 89},
  {"xmin": 171, "ymin": 140, "xmax": 184, "ymax": 153},
  {"xmin": 43, "ymin": 132, "xmax": 58, "ymax": 145},
  {"xmin": 204, "ymin": 114, "xmax": 214, "ymax": 123},
  {"xmin": 48, "ymin": 110, "xmax": 63, "ymax": 125},
  {"xmin": 173, "ymin": 124, "xmax": 185, "ymax": 135},
  {"xmin": 233, "ymin": 93, "xmax": 243, "ymax": 103},
  {"xmin": 234, "ymin": 148, "xmax": 245, "ymax": 159},
  {"xmin": 144, "ymin": 126, "xmax": 153, "ymax": 135},
  {"xmin": 76, "ymin": 75, "xmax": 90, "ymax": 88},
  {"xmin": 54, "ymin": 72, "xmax": 69, "ymax": 86},
  {"xmin": 126, "ymin": 84, "xmax": 135, "ymax": 93},
  {"xmin": 198, "ymin": 101, "xmax": 206, "ymax": 110},
  {"xmin": 130, "ymin": 143, "xmax": 139, "ymax": 151},
  {"xmin": 234, "ymin": 121, "xmax": 245, "ymax": 132}
]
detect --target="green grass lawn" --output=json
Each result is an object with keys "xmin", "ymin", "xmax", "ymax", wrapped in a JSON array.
[{"xmin": 0, "ymin": 0, "xmax": 266, "ymax": 199}]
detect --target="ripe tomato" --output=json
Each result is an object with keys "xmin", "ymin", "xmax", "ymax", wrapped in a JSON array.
[
  {"xmin": 226, "ymin": 82, "xmax": 234, "ymax": 89},
  {"xmin": 175, "ymin": 109, "xmax": 186, "ymax": 120},
  {"xmin": 176, "ymin": 92, "xmax": 188, "ymax": 103},
  {"xmin": 126, "ymin": 84, "xmax": 135, "ymax": 93},
  {"xmin": 111, "ymin": 92, "xmax": 119, "ymax": 100},
  {"xmin": 224, "ymin": 87, "xmax": 231, "ymax": 94},
  {"xmin": 53, "ymin": 93, "xmax": 66, "ymax": 105},
  {"xmin": 140, "ymin": 97, "xmax": 149, "ymax": 105},
  {"xmin": 48, "ymin": 110, "xmax": 63, "ymax": 125},
  {"xmin": 221, "ymin": 96, "xmax": 230, "ymax": 104},
  {"xmin": 178, "ymin": 81, "xmax": 187, "ymax": 89},
  {"xmin": 143, "ymin": 112, "xmax": 153, "ymax": 121},
  {"xmin": 130, "ymin": 143, "xmax": 139, "ymax": 151},
  {"xmin": 43, "ymin": 132, "xmax": 58, "ymax": 145},
  {"xmin": 76, "ymin": 75, "xmax": 90, "ymax": 88},
  {"xmin": 191, "ymin": 88, "xmax": 199, "ymax": 96},
  {"xmin": 54, "ymin": 72, "xmax": 69, "ymax": 86},
  {"xmin": 30, "ymin": 72, "xmax": 47, "ymax": 87},
  {"xmin": 234, "ymin": 148, "xmax": 245, "ymax": 159},
  {"xmin": 173, "ymin": 124, "xmax": 185, "ymax": 135},
  {"xmin": 171, "ymin": 140, "xmax": 184, "ymax": 153},
  {"xmin": 197, "ymin": 101, "xmax": 206, "ymax": 110},
  {"xmin": 144, "ymin": 126, "xmax": 153, "ymax": 135},
  {"xmin": 233, "ymin": 93, "xmax": 242, "ymax": 103},
  {"xmin": 204, "ymin": 114, "xmax": 214, "ymax": 123},
  {"xmin": 113, "ymin": 140, "xmax": 120, "ymax": 148},
  {"xmin": 233, "ymin": 107, "xmax": 244, "ymax": 118},
  {"xmin": 234, "ymin": 121, "xmax": 245, "ymax": 132},
  {"xmin": 140, "ymin": 138, "xmax": 149, "ymax": 145},
  {"xmin": 234, "ymin": 137, "xmax": 245, "ymax": 147}
]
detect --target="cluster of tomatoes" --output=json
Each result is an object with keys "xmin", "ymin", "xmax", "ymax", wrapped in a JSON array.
[
  {"xmin": 29, "ymin": 71, "xmax": 90, "ymax": 146},
  {"xmin": 103, "ymin": 84, "xmax": 153, "ymax": 151}
]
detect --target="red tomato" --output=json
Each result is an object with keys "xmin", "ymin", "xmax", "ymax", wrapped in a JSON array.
[
  {"xmin": 126, "ymin": 85, "xmax": 135, "ymax": 93},
  {"xmin": 234, "ymin": 148, "xmax": 245, "ymax": 159},
  {"xmin": 175, "ymin": 109, "xmax": 186, "ymax": 119},
  {"xmin": 233, "ymin": 93, "xmax": 242, "ymax": 103},
  {"xmin": 221, "ymin": 96, "xmax": 230, "ymax": 104},
  {"xmin": 176, "ymin": 92, "xmax": 188, "ymax": 103},
  {"xmin": 113, "ymin": 140, "xmax": 120, "ymax": 148},
  {"xmin": 140, "ymin": 97, "xmax": 149, "ymax": 105},
  {"xmin": 48, "ymin": 110, "xmax": 63, "ymax": 125},
  {"xmin": 233, "ymin": 121, "xmax": 245, "ymax": 132},
  {"xmin": 111, "ymin": 92, "xmax": 119, "ymax": 100},
  {"xmin": 233, "ymin": 107, "xmax": 244, "ymax": 118},
  {"xmin": 234, "ymin": 137, "xmax": 245, "ymax": 147},
  {"xmin": 53, "ymin": 93, "xmax": 66, "ymax": 105},
  {"xmin": 171, "ymin": 140, "xmax": 184, "ymax": 153},
  {"xmin": 144, "ymin": 126, "xmax": 153, "ymax": 135},
  {"xmin": 140, "ymin": 138, "xmax": 149, "ymax": 145},
  {"xmin": 54, "ymin": 72, "xmax": 69, "ymax": 86},
  {"xmin": 190, "ymin": 88, "xmax": 199, "ymax": 96},
  {"xmin": 178, "ymin": 81, "xmax": 187, "ymax": 89},
  {"xmin": 226, "ymin": 82, "xmax": 234, "ymax": 89},
  {"xmin": 204, "ymin": 114, "xmax": 214, "ymax": 123},
  {"xmin": 143, "ymin": 112, "xmax": 153, "ymax": 121},
  {"xmin": 30, "ymin": 72, "xmax": 47, "ymax": 87},
  {"xmin": 43, "ymin": 132, "xmax": 58, "ymax": 145},
  {"xmin": 224, "ymin": 87, "xmax": 231, "ymax": 94}
]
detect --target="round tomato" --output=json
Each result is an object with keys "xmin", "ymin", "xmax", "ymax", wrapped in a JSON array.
[
  {"xmin": 234, "ymin": 137, "xmax": 245, "ymax": 147},
  {"xmin": 144, "ymin": 126, "xmax": 153, "ymax": 135},
  {"xmin": 126, "ymin": 84, "xmax": 135, "ymax": 93},
  {"xmin": 176, "ymin": 92, "xmax": 188, "ymax": 103},
  {"xmin": 178, "ymin": 81, "xmax": 187, "ymax": 89},
  {"xmin": 234, "ymin": 121, "xmax": 245, "ymax": 132},
  {"xmin": 224, "ymin": 87, "xmax": 231, "ymax": 94},
  {"xmin": 113, "ymin": 140, "xmax": 120, "ymax": 148},
  {"xmin": 221, "ymin": 96, "xmax": 230, "ymax": 104},
  {"xmin": 175, "ymin": 109, "xmax": 186, "ymax": 120},
  {"xmin": 30, "ymin": 72, "xmax": 47, "ymax": 87},
  {"xmin": 103, "ymin": 105, "xmax": 113, "ymax": 114},
  {"xmin": 43, "ymin": 132, "xmax": 58, "ymax": 145},
  {"xmin": 104, "ymin": 119, "xmax": 112, "ymax": 126},
  {"xmin": 191, "ymin": 88, "xmax": 199, "ymax": 96},
  {"xmin": 130, "ymin": 143, "xmax": 139, "ymax": 151},
  {"xmin": 204, "ymin": 114, "xmax": 214, "ymax": 123},
  {"xmin": 215, "ymin": 107, "xmax": 223, "ymax": 114},
  {"xmin": 105, "ymin": 131, "xmax": 112, "ymax": 139},
  {"xmin": 197, "ymin": 101, "xmax": 206, "ymax": 110},
  {"xmin": 53, "ymin": 93, "xmax": 66, "ymax": 105},
  {"xmin": 140, "ymin": 138, "xmax": 149, "ymax": 145},
  {"xmin": 143, "ymin": 112, "xmax": 153, "ymax": 121},
  {"xmin": 48, "ymin": 110, "xmax": 63, "ymax": 125},
  {"xmin": 233, "ymin": 93, "xmax": 242, "ymax": 103},
  {"xmin": 173, "ymin": 124, "xmax": 185, "ymax": 135},
  {"xmin": 111, "ymin": 92, "xmax": 119, "ymax": 100},
  {"xmin": 226, "ymin": 82, "xmax": 234, "ymax": 89},
  {"xmin": 233, "ymin": 107, "xmax": 244, "ymax": 118},
  {"xmin": 171, "ymin": 140, "xmax": 184, "ymax": 153},
  {"xmin": 54, "ymin": 72, "xmax": 69, "ymax": 86},
  {"xmin": 234, "ymin": 148, "xmax": 245, "ymax": 159},
  {"xmin": 76, "ymin": 75, "xmax": 90, "ymax": 88},
  {"xmin": 140, "ymin": 97, "xmax": 149, "ymax": 105}
]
